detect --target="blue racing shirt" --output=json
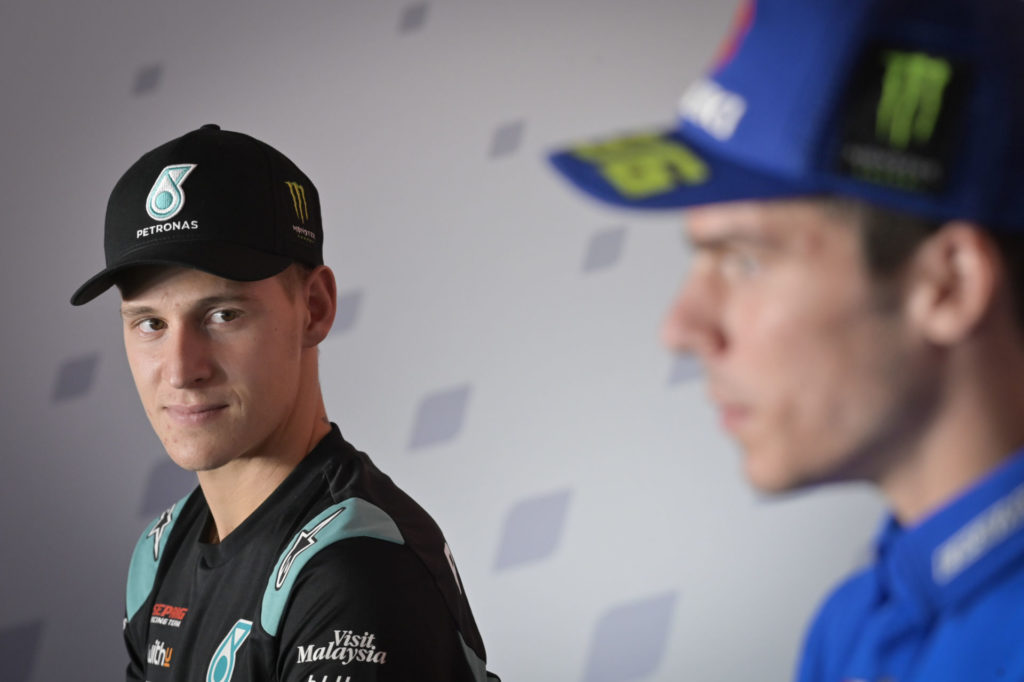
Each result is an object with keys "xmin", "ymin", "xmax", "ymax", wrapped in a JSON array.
[{"xmin": 797, "ymin": 449, "xmax": 1024, "ymax": 682}]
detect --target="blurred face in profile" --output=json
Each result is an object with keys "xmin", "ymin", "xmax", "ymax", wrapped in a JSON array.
[{"xmin": 661, "ymin": 198, "xmax": 935, "ymax": 493}]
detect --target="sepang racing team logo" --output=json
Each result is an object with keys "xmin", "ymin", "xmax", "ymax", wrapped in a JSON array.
[
  {"xmin": 206, "ymin": 619, "xmax": 253, "ymax": 682},
  {"xmin": 296, "ymin": 630, "xmax": 387, "ymax": 666},
  {"xmin": 151, "ymin": 603, "xmax": 189, "ymax": 628},
  {"xmin": 146, "ymin": 164, "xmax": 197, "ymax": 221}
]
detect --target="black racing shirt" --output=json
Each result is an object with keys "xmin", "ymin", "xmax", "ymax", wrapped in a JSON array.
[{"xmin": 124, "ymin": 424, "xmax": 498, "ymax": 682}]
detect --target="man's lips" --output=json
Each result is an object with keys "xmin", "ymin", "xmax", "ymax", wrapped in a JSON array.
[
  {"xmin": 163, "ymin": 404, "xmax": 229, "ymax": 424},
  {"xmin": 717, "ymin": 403, "xmax": 751, "ymax": 432},
  {"xmin": 708, "ymin": 385, "xmax": 750, "ymax": 432}
]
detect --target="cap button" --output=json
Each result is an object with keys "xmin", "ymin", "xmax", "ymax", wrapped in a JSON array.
[{"xmin": 200, "ymin": 123, "xmax": 221, "ymax": 131}]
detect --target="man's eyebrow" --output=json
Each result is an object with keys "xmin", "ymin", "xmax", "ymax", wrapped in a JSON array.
[
  {"xmin": 119, "ymin": 304, "xmax": 155, "ymax": 319},
  {"xmin": 686, "ymin": 231, "xmax": 781, "ymax": 251},
  {"xmin": 119, "ymin": 294, "xmax": 255, "ymax": 319}
]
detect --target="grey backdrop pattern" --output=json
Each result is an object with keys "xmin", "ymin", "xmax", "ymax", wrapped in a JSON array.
[{"xmin": 0, "ymin": 1, "xmax": 883, "ymax": 680}]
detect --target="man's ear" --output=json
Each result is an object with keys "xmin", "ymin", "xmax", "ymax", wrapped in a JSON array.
[
  {"xmin": 903, "ymin": 221, "xmax": 1002, "ymax": 345},
  {"xmin": 302, "ymin": 265, "xmax": 337, "ymax": 347}
]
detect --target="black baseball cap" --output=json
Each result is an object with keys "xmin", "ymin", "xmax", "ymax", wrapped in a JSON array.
[{"xmin": 70, "ymin": 124, "xmax": 324, "ymax": 306}]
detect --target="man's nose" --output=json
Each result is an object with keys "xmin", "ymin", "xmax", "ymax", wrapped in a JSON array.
[
  {"xmin": 660, "ymin": 273, "xmax": 726, "ymax": 358},
  {"xmin": 164, "ymin": 324, "xmax": 214, "ymax": 389}
]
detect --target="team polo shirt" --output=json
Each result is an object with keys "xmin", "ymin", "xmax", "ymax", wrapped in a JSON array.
[
  {"xmin": 797, "ymin": 449, "xmax": 1024, "ymax": 682},
  {"xmin": 123, "ymin": 424, "xmax": 498, "ymax": 682}
]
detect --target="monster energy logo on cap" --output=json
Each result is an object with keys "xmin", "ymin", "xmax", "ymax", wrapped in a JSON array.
[
  {"xmin": 838, "ymin": 45, "xmax": 965, "ymax": 194},
  {"xmin": 285, "ymin": 181, "xmax": 309, "ymax": 223},
  {"xmin": 876, "ymin": 51, "xmax": 952, "ymax": 150}
]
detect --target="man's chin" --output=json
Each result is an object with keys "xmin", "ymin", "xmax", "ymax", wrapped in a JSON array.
[
  {"xmin": 160, "ymin": 440, "xmax": 235, "ymax": 473},
  {"xmin": 741, "ymin": 450, "xmax": 816, "ymax": 495}
]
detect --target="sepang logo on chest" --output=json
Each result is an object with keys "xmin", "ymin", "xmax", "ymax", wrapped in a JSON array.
[{"xmin": 151, "ymin": 603, "xmax": 189, "ymax": 628}]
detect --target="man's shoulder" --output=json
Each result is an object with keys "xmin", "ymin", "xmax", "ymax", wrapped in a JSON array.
[
  {"xmin": 261, "ymin": 497, "xmax": 407, "ymax": 637},
  {"xmin": 125, "ymin": 488, "xmax": 201, "ymax": 622},
  {"xmin": 795, "ymin": 562, "xmax": 877, "ymax": 680}
]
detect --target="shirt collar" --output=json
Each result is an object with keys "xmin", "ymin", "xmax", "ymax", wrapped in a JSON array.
[{"xmin": 874, "ymin": 448, "xmax": 1024, "ymax": 620}]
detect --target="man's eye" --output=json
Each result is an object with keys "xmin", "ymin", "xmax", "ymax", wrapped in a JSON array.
[
  {"xmin": 721, "ymin": 250, "xmax": 761, "ymax": 277},
  {"xmin": 138, "ymin": 319, "xmax": 166, "ymax": 333},
  {"xmin": 210, "ymin": 310, "xmax": 240, "ymax": 324}
]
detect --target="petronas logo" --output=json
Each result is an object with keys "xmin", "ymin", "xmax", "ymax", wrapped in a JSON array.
[
  {"xmin": 146, "ymin": 164, "xmax": 197, "ymax": 221},
  {"xmin": 206, "ymin": 619, "xmax": 253, "ymax": 682},
  {"xmin": 876, "ymin": 51, "xmax": 952, "ymax": 150},
  {"xmin": 285, "ymin": 181, "xmax": 309, "ymax": 223}
]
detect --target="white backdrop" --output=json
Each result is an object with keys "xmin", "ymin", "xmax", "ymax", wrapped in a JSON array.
[{"xmin": 0, "ymin": 1, "xmax": 883, "ymax": 680}]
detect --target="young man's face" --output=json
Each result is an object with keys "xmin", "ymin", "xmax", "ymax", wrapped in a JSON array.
[
  {"xmin": 662, "ymin": 198, "xmax": 936, "ymax": 493},
  {"xmin": 119, "ymin": 266, "xmax": 308, "ymax": 472}
]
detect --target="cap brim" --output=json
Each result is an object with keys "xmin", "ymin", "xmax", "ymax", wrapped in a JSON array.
[
  {"xmin": 548, "ymin": 126, "xmax": 814, "ymax": 210},
  {"xmin": 70, "ymin": 241, "xmax": 293, "ymax": 306}
]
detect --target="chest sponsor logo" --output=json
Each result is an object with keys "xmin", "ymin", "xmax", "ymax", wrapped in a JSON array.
[
  {"xmin": 147, "ymin": 639, "xmax": 175, "ymax": 668},
  {"xmin": 151, "ymin": 603, "xmax": 189, "ymax": 628},
  {"xmin": 206, "ymin": 619, "xmax": 253, "ymax": 682},
  {"xmin": 296, "ymin": 630, "xmax": 387, "ymax": 666}
]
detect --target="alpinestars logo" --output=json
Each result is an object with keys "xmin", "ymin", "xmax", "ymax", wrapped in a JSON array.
[
  {"xmin": 147, "ymin": 506, "xmax": 175, "ymax": 561},
  {"xmin": 296, "ymin": 630, "xmax": 387, "ymax": 666},
  {"xmin": 147, "ymin": 639, "xmax": 174, "ymax": 668},
  {"xmin": 146, "ymin": 164, "xmax": 197, "ymax": 221},
  {"xmin": 276, "ymin": 507, "xmax": 345, "ymax": 589}
]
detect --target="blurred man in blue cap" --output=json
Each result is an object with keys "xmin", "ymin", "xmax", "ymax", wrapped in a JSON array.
[{"xmin": 551, "ymin": 0, "xmax": 1024, "ymax": 679}]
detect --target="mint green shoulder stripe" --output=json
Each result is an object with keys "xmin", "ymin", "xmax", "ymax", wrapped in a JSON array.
[
  {"xmin": 459, "ymin": 633, "xmax": 491, "ymax": 682},
  {"xmin": 125, "ymin": 491, "xmax": 194, "ymax": 621},
  {"xmin": 261, "ymin": 497, "xmax": 404, "ymax": 637}
]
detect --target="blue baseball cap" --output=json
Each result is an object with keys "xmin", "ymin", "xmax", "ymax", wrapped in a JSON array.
[{"xmin": 549, "ymin": 0, "xmax": 1024, "ymax": 231}]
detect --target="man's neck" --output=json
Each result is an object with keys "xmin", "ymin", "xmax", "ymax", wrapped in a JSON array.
[
  {"xmin": 880, "ymin": 339, "xmax": 1024, "ymax": 526},
  {"xmin": 197, "ymin": 410, "xmax": 331, "ymax": 543}
]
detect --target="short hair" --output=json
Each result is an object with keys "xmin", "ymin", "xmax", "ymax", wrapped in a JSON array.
[
  {"xmin": 820, "ymin": 196, "xmax": 1024, "ymax": 328},
  {"xmin": 277, "ymin": 262, "xmax": 317, "ymax": 300}
]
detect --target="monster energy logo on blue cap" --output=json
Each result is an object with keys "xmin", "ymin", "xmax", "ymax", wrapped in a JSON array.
[
  {"xmin": 838, "ymin": 45, "xmax": 964, "ymax": 194},
  {"xmin": 876, "ymin": 51, "xmax": 952, "ymax": 150},
  {"xmin": 146, "ymin": 164, "xmax": 197, "ymax": 221}
]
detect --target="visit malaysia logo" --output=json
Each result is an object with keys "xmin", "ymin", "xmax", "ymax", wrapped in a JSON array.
[
  {"xmin": 296, "ymin": 630, "xmax": 387, "ymax": 666},
  {"xmin": 146, "ymin": 164, "xmax": 197, "ymax": 221}
]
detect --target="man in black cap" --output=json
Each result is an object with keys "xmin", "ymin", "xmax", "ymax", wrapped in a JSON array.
[
  {"xmin": 72, "ymin": 124, "xmax": 498, "ymax": 682},
  {"xmin": 551, "ymin": 0, "xmax": 1024, "ymax": 679}
]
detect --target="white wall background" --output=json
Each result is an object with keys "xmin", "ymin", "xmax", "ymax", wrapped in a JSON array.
[{"xmin": 0, "ymin": 1, "xmax": 884, "ymax": 680}]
